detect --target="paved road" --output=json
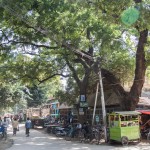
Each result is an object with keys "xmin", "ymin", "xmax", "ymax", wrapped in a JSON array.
[{"xmin": 7, "ymin": 124, "xmax": 150, "ymax": 150}]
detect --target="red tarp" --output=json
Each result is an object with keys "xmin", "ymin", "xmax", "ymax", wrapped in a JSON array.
[{"xmin": 137, "ymin": 110, "xmax": 150, "ymax": 115}]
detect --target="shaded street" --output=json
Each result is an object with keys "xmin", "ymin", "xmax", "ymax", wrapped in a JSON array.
[{"xmin": 5, "ymin": 124, "xmax": 150, "ymax": 150}]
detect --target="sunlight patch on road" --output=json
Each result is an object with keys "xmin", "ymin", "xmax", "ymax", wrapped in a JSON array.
[
  {"xmin": 32, "ymin": 136, "xmax": 47, "ymax": 139},
  {"xmin": 48, "ymin": 137, "xmax": 58, "ymax": 140},
  {"xmin": 25, "ymin": 141, "xmax": 50, "ymax": 145},
  {"xmin": 34, "ymin": 143, "xmax": 45, "ymax": 145},
  {"xmin": 14, "ymin": 144, "xmax": 21, "ymax": 145}
]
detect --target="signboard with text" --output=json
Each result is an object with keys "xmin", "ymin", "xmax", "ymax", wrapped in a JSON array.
[
  {"xmin": 80, "ymin": 102, "xmax": 88, "ymax": 107},
  {"xmin": 79, "ymin": 108, "xmax": 84, "ymax": 115},
  {"xmin": 80, "ymin": 95, "xmax": 86, "ymax": 102}
]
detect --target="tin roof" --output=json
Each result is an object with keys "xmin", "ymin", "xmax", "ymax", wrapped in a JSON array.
[
  {"xmin": 58, "ymin": 102, "xmax": 73, "ymax": 109},
  {"xmin": 110, "ymin": 111, "xmax": 141, "ymax": 115}
]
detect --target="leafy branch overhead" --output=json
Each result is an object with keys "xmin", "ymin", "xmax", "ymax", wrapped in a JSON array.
[{"xmin": 0, "ymin": 0, "xmax": 149, "ymax": 110}]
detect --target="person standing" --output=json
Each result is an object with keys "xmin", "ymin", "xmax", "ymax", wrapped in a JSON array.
[
  {"xmin": 2, "ymin": 117, "xmax": 9, "ymax": 129},
  {"xmin": 12, "ymin": 118, "xmax": 19, "ymax": 135},
  {"xmin": 1, "ymin": 117, "xmax": 9, "ymax": 138},
  {"xmin": 25, "ymin": 118, "xmax": 32, "ymax": 137},
  {"xmin": 0, "ymin": 117, "xmax": 2, "ymax": 126}
]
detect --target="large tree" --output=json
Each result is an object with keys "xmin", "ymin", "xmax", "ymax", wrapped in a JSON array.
[{"xmin": 0, "ymin": 0, "xmax": 149, "ymax": 111}]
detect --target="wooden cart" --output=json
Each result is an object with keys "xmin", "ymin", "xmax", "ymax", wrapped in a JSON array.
[{"xmin": 107, "ymin": 111, "xmax": 141, "ymax": 145}]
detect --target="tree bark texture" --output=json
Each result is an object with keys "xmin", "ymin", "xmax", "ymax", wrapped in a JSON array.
[
  {"xmin": 126, "ymin": 29, "xmax": 148, "ymax": 110},
  {"xmin": 101, "ymin": 29, "xmax": 148, "ymax": 110}
]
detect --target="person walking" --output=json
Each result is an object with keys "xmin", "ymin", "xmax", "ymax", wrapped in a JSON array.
[
  {"xmin": 25, "ymin": 118, "xmax": 32, "ymax": 137},
  {"xmin": 12, "ymin": 118, "xmax": 19, "ymax": 135}
]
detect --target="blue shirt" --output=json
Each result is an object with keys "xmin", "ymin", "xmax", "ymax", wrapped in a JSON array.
[{"xmin": 25, "ymin": 120, "xmax": 32, "ymax": 128}]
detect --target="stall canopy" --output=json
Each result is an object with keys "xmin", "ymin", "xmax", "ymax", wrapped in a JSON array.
[{"xmin": 137, "ymin": 110, "xmax": 150, "ymax": 115}]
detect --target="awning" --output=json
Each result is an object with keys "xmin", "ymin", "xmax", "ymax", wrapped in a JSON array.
[{"xmin": 137, "ymin": 110, "xmax": 150, "ymax": 115}]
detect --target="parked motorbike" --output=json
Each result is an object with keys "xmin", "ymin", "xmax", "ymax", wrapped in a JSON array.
[{"xmin": 55, "ymin": 126, "xmax": 70, "ymax": 137}]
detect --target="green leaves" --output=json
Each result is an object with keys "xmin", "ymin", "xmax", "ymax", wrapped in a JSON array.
[{"xmin": 0, "ymin": 0, "xmax": 149, "ymax": 110}]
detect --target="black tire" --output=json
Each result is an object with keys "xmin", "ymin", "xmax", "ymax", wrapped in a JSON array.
[
  {"xmin": 65, "ymin": 132, "xmax": 71, "ymax": 141},
  {"xmin": 121, "ymin": 136, "xmax": 128, "ymax": 146},
  {"xmin": 94, "ymin": 131, "xmax": 100, "ymax": 144},
  {"xmin": 108, "ymin": 139, "xmax": 114, "ymax": 144},
  {"xmin": 78, "ymin": 130, "xmax": 85, "ymax": 143}
]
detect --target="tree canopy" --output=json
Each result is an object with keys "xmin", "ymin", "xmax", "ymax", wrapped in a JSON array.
[{"xmin": 0, "ymin": 0, "xmax": 150, "ymax": 110}]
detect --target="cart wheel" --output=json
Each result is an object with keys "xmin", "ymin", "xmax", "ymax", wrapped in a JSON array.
[
  {"xmin": 137, "ymin": 138, "xmax": 141, "ymax": 143},
  {"xmin": 121, "ymin": 136, "xmax": 128, "ymax": 146}
]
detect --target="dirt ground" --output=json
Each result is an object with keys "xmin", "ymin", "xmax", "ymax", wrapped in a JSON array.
[{"xmin": 0, "ymin": 138, "xmax": 13, "ymax": 150}]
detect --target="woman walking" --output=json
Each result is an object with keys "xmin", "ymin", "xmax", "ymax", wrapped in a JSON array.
[{"xmin": 12, "ymin": 118, "xmax": 19, "ymax": 135}]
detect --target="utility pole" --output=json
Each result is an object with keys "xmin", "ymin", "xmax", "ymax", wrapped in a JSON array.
[
  {"xmin": 95, "ymin": 57, "xmax": 107, "ymax": 142},
  {"xmin": 92, "ymin": 82, "xmax": 99, "ymax": 126},
  {"xmin": 98, "ymin": 69, "xmax": 107, "ymax": 142}
]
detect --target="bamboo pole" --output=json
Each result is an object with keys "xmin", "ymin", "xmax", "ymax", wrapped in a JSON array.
[{"xmin": 92, "ymin": 82, "xmax": 99, "ymax": 126}]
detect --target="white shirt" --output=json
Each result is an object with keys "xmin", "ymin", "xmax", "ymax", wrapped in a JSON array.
[{"xmin": 2, "ymin": 120, "xmax": 9, "ymax": 128}]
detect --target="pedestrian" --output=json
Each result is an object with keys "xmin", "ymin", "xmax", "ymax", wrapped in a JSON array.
[
  {"xmin": 1, "ymin": 117, "xmax": 9, "ymax": 135},
  {"xmin": 0, "ymin": 117, "xmax": 2, "ymax": 126},
  {"xmin": 12, "ymin": 118, "xmax": 19, "ymax": 135},
  {"xmin": 2, "ymin": 117, "xmax": 9, "ymax": 128},
  {"xmin": 25, "ymin": 118, "xmax": 32, "ymax": 137}
]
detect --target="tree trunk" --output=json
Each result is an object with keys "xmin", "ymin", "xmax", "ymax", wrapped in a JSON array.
[
  {"xmin": 101, "ymin": 29, "xmax": 148, "ymax": 110},
  {"xmin": 124, "ymin": 29, "xmax": 148, "ymax": 110},
  {"xmin": 77, "ymin": 74, "xmax": 90, "ymax": 123}
]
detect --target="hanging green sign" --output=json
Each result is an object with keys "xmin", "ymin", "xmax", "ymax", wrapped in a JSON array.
[
  {"xmin": 95, "ymin": 115, "xmax": 99, "ymax": 122},
  {"xmin": 121, "ymin": 7, "xmax": 140, "ymax": 26}
]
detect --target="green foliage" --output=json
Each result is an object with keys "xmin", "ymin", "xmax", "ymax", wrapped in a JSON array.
[
  {"xmin": 0, "ymin": 0, "xmax": 149, "ymax": 109},
  {"xmin": 55, "ymin": 77, "xmax": 79, "ymax": 105},
  {"xmin": 26, "ymin": 79, "xmax": 61, "ymax": 107},
  {"xmin": 0, "ymin": 83, "xmax": 28, "ymax": 110}
]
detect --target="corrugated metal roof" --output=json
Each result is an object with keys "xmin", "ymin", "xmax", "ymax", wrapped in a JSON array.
[{"xmin": 110, "ymin": 111, "xmax": 141, "ymax": 115}]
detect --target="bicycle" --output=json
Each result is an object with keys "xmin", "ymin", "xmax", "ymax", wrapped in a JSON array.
[
  {"xmin": 78, "ymin": 129, "xmax": 86, "ymax": 143},
  {"xmin": 91, "ymin": 126, "xmax": 105, "ymax": 144},
  {"xmin": 65, "ymin": 126, "xmax": 82, "ymax": 141},
  {"xmin": 78, "ymin": 128, "xmax": 92, "ymax": 143},
  {"xmin": 65, "ymin": 126, "xmax": 74, "ymax": 141}
]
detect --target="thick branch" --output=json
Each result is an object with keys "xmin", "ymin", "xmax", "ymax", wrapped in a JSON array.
[
  {"xmin": 2, "ymin": 39, "xmax": 57, "ymax": 49},
  {"xmin": 38, "ymin": 73, "xmax": 69, "ymax": 84},
  {"xmin": 74, "ymin": 58, "xmax": 90, "ymax": 70},
  {"xmin": 130, "ymin": 29, "xmax": 148, "ymax": 97},
  {"xmin": 64, "ymin": 57, "xmax": 81, "ymax": 86}
]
